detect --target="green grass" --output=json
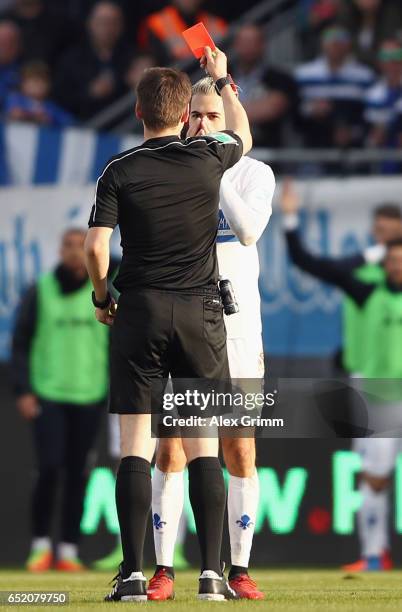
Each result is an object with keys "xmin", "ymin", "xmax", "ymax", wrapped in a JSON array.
[{"xmin": 1, "ymin": 570, "xmax": 402, "ymax": 611}]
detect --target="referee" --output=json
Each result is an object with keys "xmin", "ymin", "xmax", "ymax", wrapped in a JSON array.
[{"xmin": 85, "ymin": 47, "xmax": 252, "ymax": 601}]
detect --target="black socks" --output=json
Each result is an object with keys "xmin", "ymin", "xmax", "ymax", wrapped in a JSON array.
[
  {"xmin": 188, "ymin": 457, "xmax": 226, "ymax": 575},
  {"xmin": 117, "ymin": 455, "xmax": 226, "ymax": 578},
  {"xmin": 115, "ymin": 456, "xmax": 151, "ymax": 577}
]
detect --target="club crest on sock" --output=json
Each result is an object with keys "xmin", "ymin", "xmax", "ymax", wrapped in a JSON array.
[
  {"xmin": 367, "ymin": 513, "xmax": 378, "ymax": 527},
  {"xmin": 153, "ymin": 513, "xmax": 167, "ymax": 530},
  {"xmin": 236, "ymin": 514, "xmax": 253, "ymax": 530}
]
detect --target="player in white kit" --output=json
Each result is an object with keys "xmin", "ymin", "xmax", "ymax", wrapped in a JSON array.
[{"xmin": 147, "ymin": 77, "xmax": 275, "ymax": 601}]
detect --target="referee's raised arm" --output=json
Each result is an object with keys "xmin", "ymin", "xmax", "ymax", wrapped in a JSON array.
[{"xmin": 201, "ymin": 46, "xmax": 253, "ymax": 154}]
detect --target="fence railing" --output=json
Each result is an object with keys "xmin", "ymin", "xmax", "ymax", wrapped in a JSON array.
[
  {"xmin": 251, "ymin": 148, "xmax": 402, "ymax": 162},
  {"xmin": 250, "ymin": 147, "xmax": 402, "ymax": 174}
]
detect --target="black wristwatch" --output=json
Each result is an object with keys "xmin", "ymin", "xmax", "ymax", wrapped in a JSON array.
[
  {"xmin": 92, "ymin": 290, "xmax": 112, "ymax": 309},
  {"xmin": 214, "ymin": 74, "xmax": 236, "ymax": 96}
]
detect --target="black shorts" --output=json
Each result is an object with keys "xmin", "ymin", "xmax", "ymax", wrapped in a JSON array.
[{"xmin": 109, "ymin": 287, "xmax": 229, "ymax": 414}]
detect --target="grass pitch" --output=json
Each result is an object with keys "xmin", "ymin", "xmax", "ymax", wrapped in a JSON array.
[{"xmin": 1, "ymin": 569, "xmax": 402, "ymax": 611}]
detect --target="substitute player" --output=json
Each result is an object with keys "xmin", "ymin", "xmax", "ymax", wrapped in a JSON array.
[
  {"xmin": 12, "ymin": 227, "xmax": 111, "ymax": 572},
  {"xmin": 280, "ymin": 182, "xmax": 402, "ymax": 571},
  {"xmin": 147, "ymin": 77, "xmax": 275, "ymax": 601}
]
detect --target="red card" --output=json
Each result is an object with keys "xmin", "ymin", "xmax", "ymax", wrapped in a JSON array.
[{"xmin": 182, "ymin": 22, "xmax": 216, "ymax": 59}]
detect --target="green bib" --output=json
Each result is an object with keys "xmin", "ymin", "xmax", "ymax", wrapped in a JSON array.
[
  {"xmin": 30, "ymin": 272, "xmax": 109, "ymax": 404},
  {"xmin": 342, "ymin": 264, "xmax": 384, "ymax": 373},
  {"xmin": 362, "ymin": 285, "xmax": 402, "ymax": 378},
  {"xmin": 360, "ymin": 285, "xmax": 402, "ymax": 402}
]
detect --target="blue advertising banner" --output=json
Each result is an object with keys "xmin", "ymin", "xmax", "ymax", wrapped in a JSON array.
[{"xmin": 1, "ymin": 122, "xmax": 402, "ymax": 360}]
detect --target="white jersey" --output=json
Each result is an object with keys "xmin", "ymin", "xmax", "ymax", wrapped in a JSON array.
[{"xmin": 217, "ymin": 156, "xmax": 275, "ymax": 340}]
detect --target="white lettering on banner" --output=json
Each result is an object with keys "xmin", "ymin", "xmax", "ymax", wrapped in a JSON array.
[{"xmin": 1, "ymin": 178, "xmax": 402, "ymax": 359}]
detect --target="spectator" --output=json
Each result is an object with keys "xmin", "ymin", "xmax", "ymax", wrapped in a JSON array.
[
  {"xmin": 5, "ymin": 61, "xmax": 73, "ymax": 126},
  {"xmin": 0, "ymin": 20, "xmax": 21, "ymax": 109},
  {"xmin": 295, "ymin": 26, "xmax": 374, "ymax": 148},
  {"xmin": 54, "ymin": 1, "xmax": 133, "ymax": 121},
  {"xmin": 1, "ymin": 0, "xmax": 77, "ymax": 66},
  {"xmin": 231, "ymin": 24, "xmax": 298, "ymax": 148},
  {"xmin": 365, "ymin": 41, "xmax": 402, "ymax": 173},
  {"xmin": 138, "ymin": 0, "xmax": 227, "ymax": 65},
  {"xmin": 125, "ymin": 53, "xmax": 156, "ymax": 91},
  {"xmin": 339, "ymin": 0, "xmax": 402, "ymax": 68}
]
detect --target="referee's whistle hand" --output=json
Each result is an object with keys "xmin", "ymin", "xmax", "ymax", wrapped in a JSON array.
[
  {"xmin": 201, "ymin": 46, "xmax": 227, "ymax": 81},
  {"xmin": 95, "ymin": 298, "xmax": 117, "ymax": 326}
]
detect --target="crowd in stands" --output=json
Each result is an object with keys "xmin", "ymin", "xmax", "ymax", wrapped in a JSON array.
[{"xmin": 1, "ymin": 0, "xmax": 402, "ymax": 157}]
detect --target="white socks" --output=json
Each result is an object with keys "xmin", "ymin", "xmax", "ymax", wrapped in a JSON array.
[
  {"xmin": 152, "ymin": 466, "xmax": 184, "ymax": 567},
  {"xmin": 57, "ymin": 542, "xmax": 78, "ymax": 560},
  {"xmin": 32, "ymin": 537, "xmax": 51, "ymax": 553},
  {"xmin": 228, "ymin": 471, "xmax": 259, "ymax": 567},
  {"xmin": 152, "ymin": 467, "xmax": 260, "ymax": 569},
  {"xmin": 32, "ymin": 539, "xmax": 78, "ymax": 560},
  {"xmin": 358, "ymin": 481, "xmax": 389, "ymax": 557}
]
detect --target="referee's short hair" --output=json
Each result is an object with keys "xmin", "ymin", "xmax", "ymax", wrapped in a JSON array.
[
  {"xmin": 192, "ymin": 76, "xmax": 216, "ymax": 96},
  {"xmin": 136, "ymin": 67, "xmax": 192, "ymax": 130}
]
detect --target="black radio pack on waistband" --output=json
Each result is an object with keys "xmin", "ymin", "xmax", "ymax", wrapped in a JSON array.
[{"xmin": 218, "ymin": 278, "xmax": 239, "ymax": 316}]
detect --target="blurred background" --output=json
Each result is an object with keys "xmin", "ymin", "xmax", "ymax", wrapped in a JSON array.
[{"xmin": 1, "ymin": 0, "xmax": 402, "ymax": 571}]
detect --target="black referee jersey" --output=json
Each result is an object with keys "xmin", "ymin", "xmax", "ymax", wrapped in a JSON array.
[
  {"xmin": 89, "ymin": 131, "xmax": 243, "ymax": 292},
  {"xmin": 88, "ymin": 130, "xmax": 243, "ymax": 414}
]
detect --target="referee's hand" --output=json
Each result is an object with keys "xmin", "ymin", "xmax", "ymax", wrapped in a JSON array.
[
  {"xmin": 200, "ymin": 46, "xmax": 227, "ymax": 81},
  {"xmin": 95, "ymin": 298, "xmax": 117, "ymax": 326}
]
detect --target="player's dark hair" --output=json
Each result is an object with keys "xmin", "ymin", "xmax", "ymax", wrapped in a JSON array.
[
  {"xmin": 136, "ymin": 67, "xmax": 192, "ymax": 130},
  {"xmin": 374, "ymin": 203, "xmax": 402, "ymax": 220},
  {"xmin": 386, "ymin": 237, "xmax": 402, "ymax": 251}
]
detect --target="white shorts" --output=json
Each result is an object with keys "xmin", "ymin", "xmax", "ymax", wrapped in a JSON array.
[
  {"xmin": 353, "ymin": 438, "xmax": 402, "ymax": 477},
  {"xmin": 227, "ymin": 336, "xmax": 265, "ymax": 379}
]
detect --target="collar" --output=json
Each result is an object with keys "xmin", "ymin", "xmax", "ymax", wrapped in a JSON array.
[{"xmin": 142, "ymin": 135, "xmax": 181, "ymax": 147}]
